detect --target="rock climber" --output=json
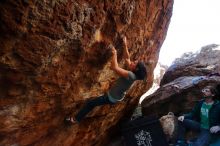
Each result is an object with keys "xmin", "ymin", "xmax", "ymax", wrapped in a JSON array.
[{"xmin": 65, "ymin": 36, "xmax": 147, "ymax": 124}]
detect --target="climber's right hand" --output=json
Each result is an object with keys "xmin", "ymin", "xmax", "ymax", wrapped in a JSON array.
[{"xmin": 178, "ymin": 116, "xmax": 184, "ymax": 122}]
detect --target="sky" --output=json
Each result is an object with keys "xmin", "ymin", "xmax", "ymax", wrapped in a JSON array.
[{"xmin": 159, "ymin": 0, "xmax": 220, "ymax": 66}]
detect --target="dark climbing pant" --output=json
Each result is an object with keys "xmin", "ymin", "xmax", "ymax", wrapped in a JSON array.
[
  {"xmin": 75, "ymin": 94, "xmax": 115, "ymax": 122},
  {"xmin": 176, "ymin": 119, "xmax": 210, "ymax": 146}
]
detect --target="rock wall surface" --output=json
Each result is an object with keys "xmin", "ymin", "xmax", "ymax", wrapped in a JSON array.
[
  {"xmin": 160, "ymin": 44, "xmax": 220, "ymax": 86},
  {"xmin": 0, "ymin": 0, "xmax": 173, "ymax": 145},
  {"xmin": 142, "ymin": 44, "xmax": 220, "ymax": 118}
]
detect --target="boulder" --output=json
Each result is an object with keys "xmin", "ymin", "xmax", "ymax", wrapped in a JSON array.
[
  {"xmin": 160, "ymin": 44, "xmax": 220, "ymax": 86},
  {"xmin": 142, "ymin": 44, "xmax": 220, "ymax": 117},
  {"xmin": 0, "ymin": 0, "xmax": 173, "ymax": 145}
]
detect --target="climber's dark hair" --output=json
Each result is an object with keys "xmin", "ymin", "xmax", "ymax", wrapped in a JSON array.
[
  {"xmin": 205, "ymin": 85, "xmax": 218, "ymax": 100},
  {"xmin": 133, "ymin": 61, "xmax": 147, "ymax": 80}
]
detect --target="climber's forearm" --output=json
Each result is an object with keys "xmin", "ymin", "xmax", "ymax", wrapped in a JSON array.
[
  {"xmin": 123, "ymin": 44, "xmax": 130, "ymax": 60},
  {"xmin": 110, "ymin": 46, "xmax": 129, "ymax": 78},
  {"xmin": 111, "ymin": 53, "xmax": 119, "ymax": 70},
  {"xmin": 123, "ymin": 37, "xmax": 131, "ymax": 66},
  {"xmin": 110, "ymin": 47, "xmax": 119, "ymax": 70}
]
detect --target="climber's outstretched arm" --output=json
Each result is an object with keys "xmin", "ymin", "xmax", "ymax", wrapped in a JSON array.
[
  {"xmin": 111, "ymin": 46, "xmax": 129, "ymax": 78},
  {"xmin": 123, "ymin": 37, "xmax": 131, "ymax": 67}
]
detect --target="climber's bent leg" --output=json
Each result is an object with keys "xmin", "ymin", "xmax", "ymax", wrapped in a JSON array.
[
  {"xmin": 175, "ymin": 119, "xmax": 201, "ymax": 146},
  {"xmin": 75, "ymin": 94, "xmax": 113, "ymax": 122}
]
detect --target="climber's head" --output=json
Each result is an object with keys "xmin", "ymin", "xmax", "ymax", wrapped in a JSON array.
[
  {"xmin": 131, "ymin": 61, "xmax": 147, "ymax": 80},
  {"xmin": 202, "ymin": 85, "xmax": 217, "ymax": 99}
]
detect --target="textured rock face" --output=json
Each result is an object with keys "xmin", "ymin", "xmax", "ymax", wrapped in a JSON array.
[
  {"xmin": 142, "ymin": 44, "xmax": 220, "ymax": 118},
  {"xmin": 142, "ymin": 76, "xmax": 220, "ymax": 116},
  {"xmin": 0, "ymin": 0, "xmax": 173, "ymax": 146},
  {"xmin": 160, "ymin": 44, "xmax": 220, "ymax": 86}
]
